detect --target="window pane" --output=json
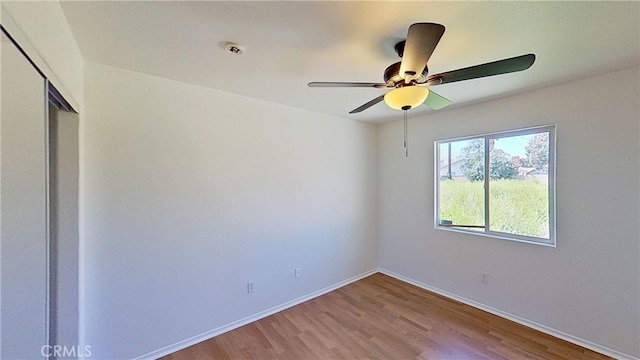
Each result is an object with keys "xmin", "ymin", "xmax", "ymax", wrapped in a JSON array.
[
  {"xmin": 438, "ymin": 139, "xmax": 485, "ymax": 229},
  {"xmin": 488, "ymin": 133, "xmax": 550, "ymax": 238}
]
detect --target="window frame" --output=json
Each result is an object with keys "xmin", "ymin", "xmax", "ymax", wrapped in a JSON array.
[{"xmin": 434, "ymin": 125, "xmax": 556, "ymax": 247}]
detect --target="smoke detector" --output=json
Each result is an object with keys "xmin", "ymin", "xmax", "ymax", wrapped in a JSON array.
[{"xmin": 223, "ymin": 42, "xmax": 244, "ymax": 55}]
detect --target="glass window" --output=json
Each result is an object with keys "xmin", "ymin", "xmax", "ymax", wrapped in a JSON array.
[{"xmin": 435, "ymin": 126, "xmax": 556, "ymax": 246}]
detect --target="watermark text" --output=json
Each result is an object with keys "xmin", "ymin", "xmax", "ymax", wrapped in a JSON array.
[{"xmin": 41, "ymin": 345, "xmax": 92, "ymax": 358}]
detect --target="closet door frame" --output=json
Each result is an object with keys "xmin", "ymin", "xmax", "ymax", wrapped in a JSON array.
[{"xmin": 1, "ymin": 25, "xmax": 78, "ymax": 359}]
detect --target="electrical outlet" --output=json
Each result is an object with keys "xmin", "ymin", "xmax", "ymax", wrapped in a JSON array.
[
  {"xmin": 295, "ymin": 268, "xmax": 302, "ymax": 278},
  {"xmin": 481, "ymin": 273, "xmax": 490, "ymax": 284},
  {"xmin": 247, "ymin": 281, "xmax": 255, "ymax": 293}
]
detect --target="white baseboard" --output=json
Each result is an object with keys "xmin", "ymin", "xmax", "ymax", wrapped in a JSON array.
[
  {"xmin": 132, "ymin": 268, "xmax": 379, "ymax": 360},
  {"xmin": 378, "ymin": 268, "xmax": 639, "ymax": 360}
]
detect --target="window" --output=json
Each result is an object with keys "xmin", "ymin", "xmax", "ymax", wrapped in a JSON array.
[{"xmin": 435, "ymin": 126, "xmax": 556, "ymax": 246}]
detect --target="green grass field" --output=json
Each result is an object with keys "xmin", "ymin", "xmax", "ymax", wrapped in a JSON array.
[{"xmin": 439, "ymin": 179, "xmax": 549, "ymax": 238}]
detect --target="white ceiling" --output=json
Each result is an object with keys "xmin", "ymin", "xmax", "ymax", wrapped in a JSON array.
[{"xmin": 60, "ymin": 1, "xmax": 639, "ymax": 124}]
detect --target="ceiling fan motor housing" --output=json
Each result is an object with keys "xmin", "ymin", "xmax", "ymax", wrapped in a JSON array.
[{"xmin": 384, "ymin": 62, "xmax": 429, "ymax": 86}]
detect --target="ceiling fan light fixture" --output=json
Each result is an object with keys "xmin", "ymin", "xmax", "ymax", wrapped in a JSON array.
[{"xmin": 384, "ymin": 86, "xmax": 429, "ymax": 111}]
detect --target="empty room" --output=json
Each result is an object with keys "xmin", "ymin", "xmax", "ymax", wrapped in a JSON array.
[{"xmin": 1, "ymin": 1, "xmax": 638, "ymax": 359}]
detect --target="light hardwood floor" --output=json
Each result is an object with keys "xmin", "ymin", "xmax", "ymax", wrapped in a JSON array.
[{"xmin": 162, "ymin": 273, "xmax": 611, "ymax": 359}]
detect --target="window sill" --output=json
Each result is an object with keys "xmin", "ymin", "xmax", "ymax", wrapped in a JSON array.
[{"xmin": 434, "ymin": 225, "xmax": 556, "ymax": 247}]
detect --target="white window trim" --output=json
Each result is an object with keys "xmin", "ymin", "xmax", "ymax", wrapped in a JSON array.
[{"xmin": 434, "ymin": 125, "xmax": 557, "ymax": 247}]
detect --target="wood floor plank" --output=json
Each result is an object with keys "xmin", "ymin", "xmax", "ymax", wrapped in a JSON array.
[{"xmin": 161, "ymin": 273, "xmax": 613, "ymax": 360}]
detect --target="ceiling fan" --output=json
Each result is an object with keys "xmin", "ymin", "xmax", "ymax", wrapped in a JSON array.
[{"xmin": 308, "ymin": 23, "xmax": 536, "ymax": 114}]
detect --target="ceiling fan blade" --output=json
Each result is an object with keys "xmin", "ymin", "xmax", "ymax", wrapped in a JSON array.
[
  {"xmin": 426, "ymin": 54, "xmax": 536, "ymax": 86},
  {"xmin": 308, "ymin": 82, "xmax": 389, "ymax": 88},
  {"xmin": 399, "ymin": 23, "xmax": 445, "ymax": 82},
  {"xmin": 349, "ymin": 94, "xmax": 386, "ymax": 114},
  {"xmin": 423, "ymin": 90, "xmax": 451, "ymax": 110}
]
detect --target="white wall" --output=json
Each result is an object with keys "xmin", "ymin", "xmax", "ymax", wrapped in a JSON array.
[
  {"xmin": 378, "ymin": 66, "xmax": 640, "ymax": 358},
  {"xmin": 82, "ymin": 62, "xmax": 378, "ymax": 359}
]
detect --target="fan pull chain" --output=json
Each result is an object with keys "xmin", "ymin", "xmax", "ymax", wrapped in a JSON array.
[{"xmin": 403, "ymin": 110, "xmax": 408, "ymax": 157}]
